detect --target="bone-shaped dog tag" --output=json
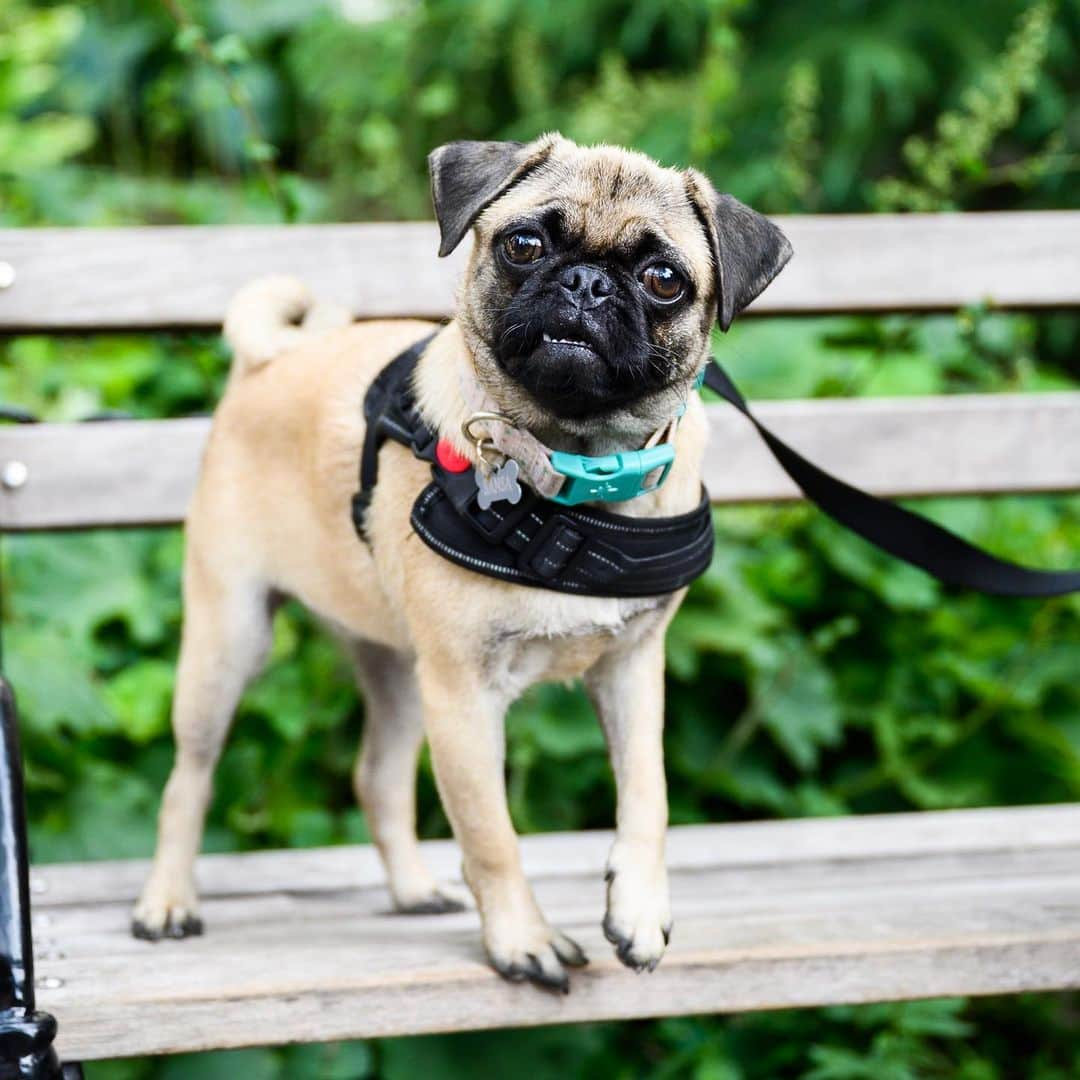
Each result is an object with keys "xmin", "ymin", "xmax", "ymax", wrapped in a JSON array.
[{"xmin": 475, "ymin": 458, "xmax": 522, "ymax": 509}]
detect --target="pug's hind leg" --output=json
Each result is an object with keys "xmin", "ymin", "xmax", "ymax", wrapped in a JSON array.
[
  {"xmin": 132, "ymin": 564, "xmax": 274, "ymax": 941},
  {"xmin": 586, "ymin": 624, "xmax": 672, "ymax": 973},
  {"xmin": 350, "ymin": 641, "xmax": 467, "ymax": 914},
  {"xmin": 416, "ymin": 656, "xmax": 587, "ymax": 993}
]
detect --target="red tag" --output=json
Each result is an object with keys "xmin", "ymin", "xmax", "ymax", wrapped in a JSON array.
[{"xmin": 435, "ymin": 438, "xmax": 472, "ymax": 473}]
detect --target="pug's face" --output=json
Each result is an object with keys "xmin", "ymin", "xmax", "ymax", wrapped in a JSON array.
[{"xmin": 429, "ymin": 134, "xmax": 791, "ymax": 441}]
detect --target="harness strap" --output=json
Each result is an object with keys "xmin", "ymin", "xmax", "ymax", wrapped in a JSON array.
[
  {"xmin": 352, "ymin": 337, "xmax": 716, "ymax": 597},
  {"xmin": 410, "ymin": 466, "xmax": 715, "ymax": 596},
  {"xmin": 703, "ymin": 360, "xmax": 1080, "ymax": 598},
  {"xmin": 352, "ymin": 334, "xmax": 437, "ymax": 533}
]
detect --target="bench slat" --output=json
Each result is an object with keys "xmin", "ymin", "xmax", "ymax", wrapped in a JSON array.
[
  {"xmin": 2, "ymin": 212, "xmax": 1079, "ymax": 331},
  {"xmin": 31, "ymin": 805, "xmax": 1080, "ymax": 1061},
  {"xmin": 0, "ymin": 394, "xmax": 1076, "ymax": 531},
  {"xmin": 31, "ymin": 803, "xmax": 1080, "ymax": 908}
]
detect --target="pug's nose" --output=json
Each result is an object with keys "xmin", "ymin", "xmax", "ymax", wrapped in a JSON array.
[{"xmin": 557, "ymin": 264, "xmax": 615, "ymax": 309}]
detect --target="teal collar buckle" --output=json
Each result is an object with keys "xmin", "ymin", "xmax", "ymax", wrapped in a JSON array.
[{"xmin": 548, "ymin": 443, "xmax": 676, "ymax": 506}]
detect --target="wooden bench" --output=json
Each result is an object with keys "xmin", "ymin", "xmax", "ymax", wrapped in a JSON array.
[{"xmin": 1, "ymin": 212, "xmax": 1079, "ymax": 1066}]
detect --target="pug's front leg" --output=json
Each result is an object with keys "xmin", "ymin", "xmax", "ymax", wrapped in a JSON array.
[
  {"xmin": 586, "ymin": 624, "xmax": 673, "ymax": 972},
  {"xmin": 416, "ymin": 657, "xmax": 587, "ymax": 992}
]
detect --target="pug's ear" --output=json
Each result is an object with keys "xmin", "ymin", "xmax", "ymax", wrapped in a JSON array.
[
  {"xmin": 428, "ymin": 137, "xmax": 558, "ymax": 257},
  {"xmin": 685, "ymin": 169, "xmax": 793, "ymax": 331}
]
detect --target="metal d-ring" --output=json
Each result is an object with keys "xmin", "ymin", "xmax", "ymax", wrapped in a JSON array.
[{"xmin": 462, "ymin": 412, "xmax": 512, "ymax": 469}]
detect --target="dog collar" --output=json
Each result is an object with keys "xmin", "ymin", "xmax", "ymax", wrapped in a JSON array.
[
  {"xmin": 547, "ymin": 444, "xmax": 675, "ymax": 505},
  {"xmin": 457, "ymin": 369, "xmax": 686, "ymax": 507}
]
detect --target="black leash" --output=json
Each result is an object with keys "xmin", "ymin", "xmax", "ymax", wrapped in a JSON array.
[{"xmin": 702, "ymin": 361, "xmax": 1080, "ymax": 598}]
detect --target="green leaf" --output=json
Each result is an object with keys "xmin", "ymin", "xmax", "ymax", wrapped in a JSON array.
[
  {"xmin": 173, "ymin": 24, "xmax": 206, "ymax": 54},
  {"xmin": 160, "ymin": 1049, "xmax": 279, "ymax": 1080},
  {"xmin": 812, "ymin": 520, "xmax": 940, "ymax": 612},
  {"xmin": 210, "ymin": 33, "xmax": 250, "ymax": 66},
  {"xmin": 32, "ymin": 761, "xmax": 159, "ymax": 862},
  {"xmin": 754, "ymin": 637, "xmax": 842, "ymax": 772},
  {"xmin": 103, "ymin": 659, "xmax": 175, "ymax": 743},
  {"xmin": 279, "ymin": 1041, "xmax": 374, "ymax": 1080},
  {"xmin": 861, "ymin": 354, "xmax": 944, "ymax": 396},
  {"xmin": 512, "ymin": 684, "xmax": 604, "ymax": 760}
]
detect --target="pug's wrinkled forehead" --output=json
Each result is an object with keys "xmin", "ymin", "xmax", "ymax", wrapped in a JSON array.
[{"xmin": 476, "ymin": 140, "xmax": 716, "ymax": 299}]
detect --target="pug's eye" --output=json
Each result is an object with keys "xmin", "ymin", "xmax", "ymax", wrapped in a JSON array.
[
  {"xmin": 641, "ymin": 263, "xmax": 684, "ymax": 303},
  {"xmin": 502, "ymin": 231, "xmax": 545, "ymax": 265}
]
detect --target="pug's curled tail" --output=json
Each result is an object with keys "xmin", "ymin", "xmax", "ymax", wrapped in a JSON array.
[{"xmin": 224, "ymin": 275, "xmax": 352, "ymax": 373}]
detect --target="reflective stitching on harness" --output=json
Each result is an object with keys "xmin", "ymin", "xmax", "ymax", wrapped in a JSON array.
[
  {"xmin": 586, "ymin": 549, "xmax": 621, "ymax": 572},
  {"xmin": 571, "ymin": 509, "xmax": 698, "ymax": 535},
  {"xmin": 412, "ymin": 491, "xmax": 594, "ymax": 592},
  {"xmin": 412, "ymin": 509, "xmax": 522, "ymax": 580}
]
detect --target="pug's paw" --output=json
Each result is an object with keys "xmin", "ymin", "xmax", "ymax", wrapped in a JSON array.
[
  {"xmin": 395, "ymin": 881, "xmax": 470, "ymax": 915},
  {"xmin": 131, "ymin": 875, "xmax": 203, "ymax": 941},
  {"xmin": 603, "ymin": 846, "xmax": 671, "ymax": 973},
  {"xmin": 484, "ymin": 903, "xmax": 587, "ymax": 993}
]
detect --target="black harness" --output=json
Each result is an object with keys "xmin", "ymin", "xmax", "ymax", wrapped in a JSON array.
[
  {"xmin": 352, "ymin": 337, "xmax": 715, "ymax": 597},
  {"xmin": 355, "ymin": 337, "xmax": 1080, "ymax": 600}
]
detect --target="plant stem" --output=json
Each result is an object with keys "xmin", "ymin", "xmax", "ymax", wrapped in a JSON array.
[{"xmin": 161, "ymin": 0, "xmax": 287, "ymax": 217}]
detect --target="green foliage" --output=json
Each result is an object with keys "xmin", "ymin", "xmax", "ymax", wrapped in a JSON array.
[
  {"xmin": 5, "ymin": 0, "xmax": 1080, "ymax": 223},
  {"xmin": 0, "ymin": 1, "xmax": 94, "ymax": 173},
  {"xmin": 772, "ymin": 59, "xmax": 822, "ymax": 212},
  {"xmin": 2, "ymin": 0, "xmax": 1080, "ymax": 1077},
  {"xmin": 872, "ymin": 1, "xmax": 1067, "ymax": 211}
]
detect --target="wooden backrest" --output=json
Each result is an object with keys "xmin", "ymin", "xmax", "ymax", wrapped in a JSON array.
[{"xmin": 1, "ymin": 211, "xmax": 1079, "ymax": 531}]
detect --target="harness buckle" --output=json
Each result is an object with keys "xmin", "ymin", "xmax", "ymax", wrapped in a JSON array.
[
  {"xmin": 435, "ymin": 468, "xmax": 535, "ymax": 543},
  {"xmin": 548, "ymin": 444, "xmax": 676, "ymax": 506},
  {"xmin": 517, "ymin": 513, "xmax": 587, "ymax": 581}
]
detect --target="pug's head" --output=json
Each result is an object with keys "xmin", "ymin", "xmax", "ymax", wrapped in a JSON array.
[{"xmin": 429, "ymin": 133, "xmax": 791, "ymax": 443}]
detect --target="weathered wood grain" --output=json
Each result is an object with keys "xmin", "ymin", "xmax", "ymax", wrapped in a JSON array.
[
  {"xmin": 35, "ymin": 847, "xmax": 1080, "ymax": 949},
  {"xmin": 0, "ymin": 393, "xmax": 1077, "ymax": 530},
  {"xmin": 2, "ymin": 212, "xmax": 1079, "ymax": 330},
  {"xmin": 30, "ymin": 803, "xmax": 1080, "ymax": 908},
  {"xmin": 0, "ymin": 417, "xmax": 208, "ymax": 530},
  {"xmin": 28, "ymin": 806, "xmax": 1080, "ymax": 1061},
  {"xmin": 703, "ymin": 391, "xmax": 1080, "ymax": 502},
  {"xmin": 0, "ymin": 223, "xmax": 465, "ymax": 331}
]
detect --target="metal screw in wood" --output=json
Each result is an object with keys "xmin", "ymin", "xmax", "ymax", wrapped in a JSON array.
[{"xmin": 1, "ymin": 462, "xmax": 28, "ymax": 491}]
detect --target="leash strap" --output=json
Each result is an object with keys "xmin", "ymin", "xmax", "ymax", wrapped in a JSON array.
[{"xmin": 703, "ymin": 361, "xmax": 1080, "ymax": 598}]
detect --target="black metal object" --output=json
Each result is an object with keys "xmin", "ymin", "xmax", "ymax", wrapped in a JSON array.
[{"xmin": 0, "ymin": 679, "xmax": 82, "ymax": 1079}]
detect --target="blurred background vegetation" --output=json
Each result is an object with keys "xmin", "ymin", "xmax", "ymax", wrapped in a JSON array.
[{"xmin": 2, "ymin": 0, "xmax": 1080, "ymax": 1076}]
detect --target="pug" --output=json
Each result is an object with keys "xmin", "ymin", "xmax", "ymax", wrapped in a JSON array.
[{"xmin": 132, "ymin": 133, "xmax": 792, "ymax": 992}]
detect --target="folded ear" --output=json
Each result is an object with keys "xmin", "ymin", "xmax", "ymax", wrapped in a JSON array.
[
  {"xmin": 428, "ymin": 137, "xmax": 557, "ymax": 257},
  {"xmin": 685, "ymin": 169, "xmax": 793, "ymax": 331}
]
